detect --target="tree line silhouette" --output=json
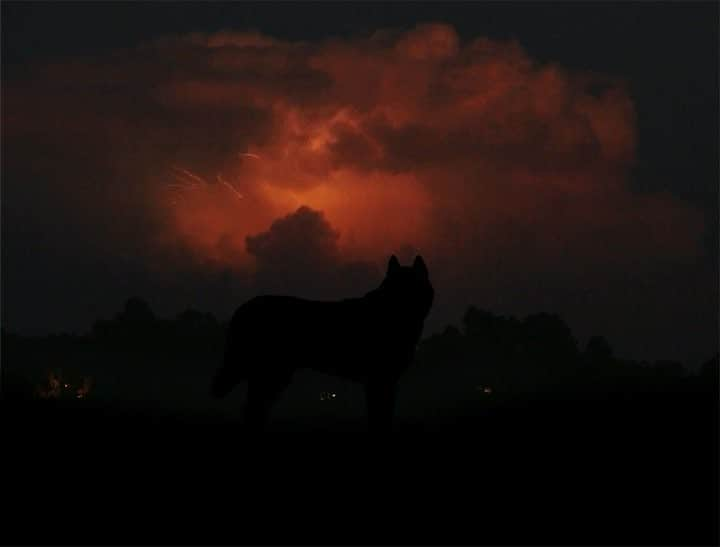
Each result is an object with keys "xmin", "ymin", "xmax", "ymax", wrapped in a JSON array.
[
  {"xmin": 2, "ymin": 296, "xmax": 718, "ymax": 404},
  {"xmin": 416, "ymin": 306, "xmax": 718, "ymax": 396}
]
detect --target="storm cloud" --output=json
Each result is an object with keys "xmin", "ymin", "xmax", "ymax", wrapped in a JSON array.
[{"xmin": 2, "ymin": 23, "xmax": 713, "ymax": 363}]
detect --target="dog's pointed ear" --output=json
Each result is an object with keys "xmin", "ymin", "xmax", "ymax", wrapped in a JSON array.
[
  {"xmin": 413, "ymin": 255, "xmax": 428, "ymax": 277},
  {"xmin": 387, "ymin": 255, "xmax": 401, "ymax": 275}
]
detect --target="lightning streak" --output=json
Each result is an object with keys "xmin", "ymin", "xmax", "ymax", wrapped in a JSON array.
[
  {"xmin": 217, "ymin": 174, "xmax": 244, "ymax": 200},
  {"xmin": 171, "ymin": 165, "xmax": 207, "ymax": 185}
]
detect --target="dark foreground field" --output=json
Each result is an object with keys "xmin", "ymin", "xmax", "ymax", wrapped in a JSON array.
[{"xmin": 3, "ymin": 388, "xmax": 717, "ymax": 546}]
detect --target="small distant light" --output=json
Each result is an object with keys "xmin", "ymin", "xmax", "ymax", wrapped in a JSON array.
[{"xmin": 483, "ymin": 387, "xmax": 493, "ymax": 394}]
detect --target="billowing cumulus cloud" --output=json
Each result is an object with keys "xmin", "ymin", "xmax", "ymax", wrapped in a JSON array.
[
  {"xmin": 2, "ymin": 23, "xmax": 712, "ymax": 361},
  {"xmin": 246, "ymin": 206, "xmax": 340, "ymax": 271},
  {"xmin": 245, "ymin": 206, "xmax": 380, "ymax": 298}
]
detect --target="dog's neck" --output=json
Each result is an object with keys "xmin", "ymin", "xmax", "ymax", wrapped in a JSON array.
[
  {"xmin": 362, "ymin": 285, "xmax": 427, "ymax": 335},
  {"xmin": 362, "ymin": 284, "xmax": 390, "ymax": 303}
]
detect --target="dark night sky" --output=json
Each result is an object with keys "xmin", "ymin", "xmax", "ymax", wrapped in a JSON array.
[{"xmin": 1, "ymin": 1, "xmax": 718, "ymax": 367}]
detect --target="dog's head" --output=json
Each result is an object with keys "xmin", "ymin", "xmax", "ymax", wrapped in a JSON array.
[{"xmin": 379, "ymin": 255, "xmax": 434, "ymax": 320}]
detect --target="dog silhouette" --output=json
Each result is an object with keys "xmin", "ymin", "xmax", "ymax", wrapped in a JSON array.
[{"xmin": 210, "ymin": 255, "xmax": 434, "ymax": 432}]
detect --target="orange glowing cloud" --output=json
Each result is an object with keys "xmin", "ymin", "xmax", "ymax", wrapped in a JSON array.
[
  {"xmin": 2, "ymin": 22, "xmax": 705, "ymax": 296},
  {"xmin": 132, "ymin": 24, "xmax": 701, "ymax": 280}
]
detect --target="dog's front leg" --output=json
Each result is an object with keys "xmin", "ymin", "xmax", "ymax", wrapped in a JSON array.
[{"xmin": 365, "ymin": 379, "xmax": 398, "ymax": 434}]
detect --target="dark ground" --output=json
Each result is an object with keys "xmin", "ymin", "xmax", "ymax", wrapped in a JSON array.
[
  {"xmin": 2, "ymin": 387, "xmax": 717, "ymax": 546},
  {"xmin": 2, "ymin": 311, "xmax": 717, "ymax": 545}
]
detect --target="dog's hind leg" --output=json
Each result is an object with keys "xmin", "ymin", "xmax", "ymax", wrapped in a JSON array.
[
  {"xmin": 244, "ymin": 375, "xmax": 291, "ymax": 433},
  {"xmin": 365, "ymin": 379, "xmax": 398, "ymax": 434}
]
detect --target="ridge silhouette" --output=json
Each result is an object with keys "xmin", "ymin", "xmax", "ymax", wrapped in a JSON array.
[{"xmin": 210, "ymin": 254, "xmax": 434, "ymax": 432}]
